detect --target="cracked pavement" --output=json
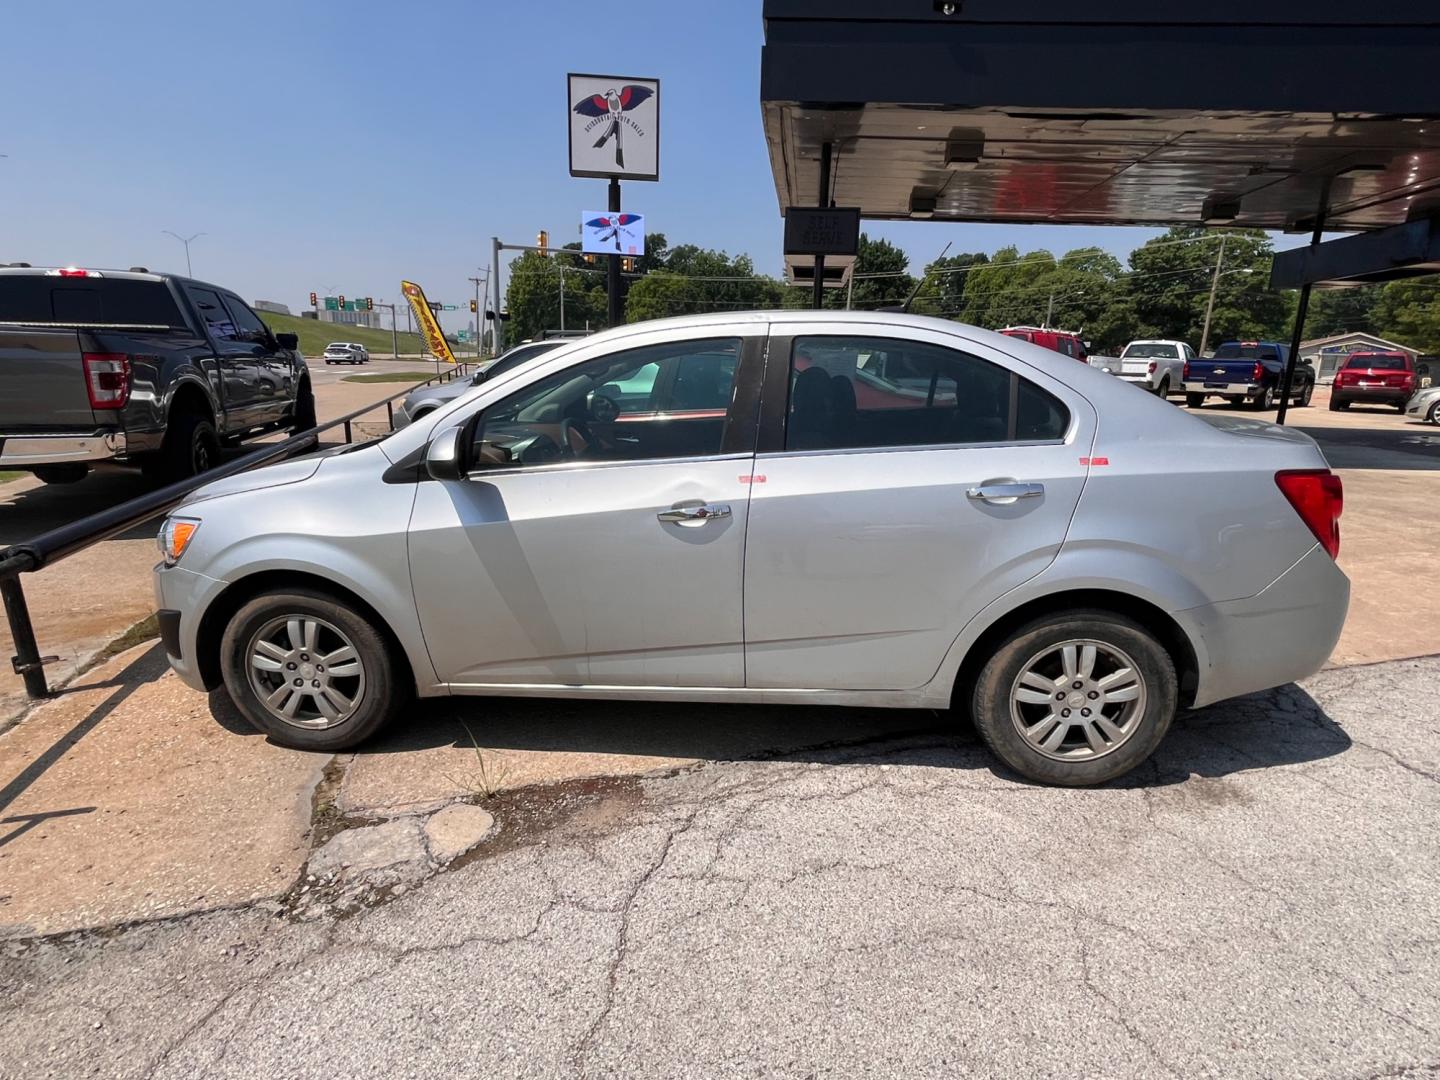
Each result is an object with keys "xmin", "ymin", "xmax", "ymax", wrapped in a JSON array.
[{"xmin": 3, "ymin": 656, "xmax": 1440, "ymax": 1079}]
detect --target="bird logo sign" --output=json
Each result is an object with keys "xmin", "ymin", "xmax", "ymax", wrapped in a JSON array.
[
  {"xmin": 582, "ymin": 213, "xmax": 645, "ymax": 255},
  {"xmin": 568, "ymin": 74, "xmax": 659, "ymax": 180}
]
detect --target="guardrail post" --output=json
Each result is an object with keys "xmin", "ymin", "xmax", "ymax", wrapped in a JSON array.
[
  {"xmin": 343, "ymin": 419, "xmax": 353, "ymax": 443},
  {"xmin": 386, "ymin": 400, "xmax": 394, "ymax": 430},
  {"xmin": 1, "ymin": 575, "xmax": 50, "ymax": 699}
]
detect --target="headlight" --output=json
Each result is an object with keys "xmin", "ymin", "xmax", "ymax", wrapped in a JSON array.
[{"xmin": 158, "ymin": 517, "xmax": 201, "ymax": 565}]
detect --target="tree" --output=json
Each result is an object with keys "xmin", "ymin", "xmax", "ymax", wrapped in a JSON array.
[
  {"xmin": 503, "ymin": 249, "xmax": 607, "ymax": 343},
  {"xmin": 1127, "ymin": 227, "xmax": 1289, "ymax": 350},
  {"xmin": 1374, "ymin": 280, "xmax": 1440, "ymax": 352},
  {"xmin": 910, "ymin": 252, "xmax": 989, "ymax": 319},
  {"xmin": 1304, "ymin": 285, "xmax": 1383, "ymax": 340}
]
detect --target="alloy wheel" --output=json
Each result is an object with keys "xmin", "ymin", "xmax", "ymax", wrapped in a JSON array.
[
  {"xmin": 246, "ymin": 615, "xmax": 366, "ymax": 729},
  {"xmin": 1009, "ymin": 639, "xmax": 1148, "ymax": 761}
]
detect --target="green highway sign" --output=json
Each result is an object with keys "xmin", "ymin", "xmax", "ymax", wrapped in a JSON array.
[
  {"xmin": 457, "ymin": 330, "xmax": 471, "ymax": 342},
  {"xmin": 323, "ymin": 297, "xmax": 338, "ymax": 310},
  {"xmin": 443, "ymin": 305, "xmax": 458, "ymax": 311}
]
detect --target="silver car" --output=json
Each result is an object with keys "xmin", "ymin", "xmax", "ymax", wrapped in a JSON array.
[
  {"xmin": 1404, "ymin": 384, "xmax": 1440, "ymax": 424},
  {"xmin": 154, "ymin": 311, "xmax": 1349, "ymax": 786},
  {"xmin": 392, "ymin": 340, "xmax": 566, "ymax": 429}
]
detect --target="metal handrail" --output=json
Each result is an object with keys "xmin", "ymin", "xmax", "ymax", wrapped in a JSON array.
[{"xmin": 1, "ymin": 359, "xmax": 475, "ymax": 699}]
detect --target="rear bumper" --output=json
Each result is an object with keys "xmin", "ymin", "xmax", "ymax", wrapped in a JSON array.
[
  {"xmin": 0, "ymin": 430, "xmax": 127, "ymax": 467},
  {"xmin": 1332, "ymin": 387, "xmax": 1409, "ymax": 404},
  {"xmin": 1183, "ymin": 381, "xmax": 1260, "ymax": 397},
  {"xmin": 1176, "ymin": 545, "xmax": 1350, "ymax": 709}
]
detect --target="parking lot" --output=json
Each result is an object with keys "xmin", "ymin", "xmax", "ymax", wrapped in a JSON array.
[{"xmin": 1, "ymin": 371, "xmax": 1438, "ymax": 1075}]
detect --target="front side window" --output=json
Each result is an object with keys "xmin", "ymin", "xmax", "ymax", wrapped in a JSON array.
[
  {"xmin": 470, "ymin": 337, "xmax": 740, "ymax": 469},
  {"xmin": 785, "ymin": 336, "xmax": 1069, "ymax": 452},
  {"xmin": 222, "ymin": 294, "xmax": 270, "ymax": 343}
]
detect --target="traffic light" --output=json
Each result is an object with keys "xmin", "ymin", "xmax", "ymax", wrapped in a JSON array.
[
  {"xmin": 469, "ymin": 299, "xmax": 478, "ymax": 314},
  {"xmin": 537, "ymin": 230, "xmax": 549, "ymax": 257},
  {"xmin": 309, "ymin": 291, "xmax": 317, "ymax": 307},
  {"xmin": 621, "ymin": 257, "xmax": 636, "ymax": 272},
  {"xmin": 584, "ymin": 254, "xmax": 596, "ymax": 265},
  {"xmin": 364, "ymin": 296, "xmax": 374, "ymax": 311},
  {"xmin": 337, "ymin": 295, "xmax": 345, "ymax": 309}
]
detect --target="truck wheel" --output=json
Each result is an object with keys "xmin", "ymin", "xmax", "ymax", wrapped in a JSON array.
[
  {"xmin": 1296, "ymin": 381, "xmax": 1314, "ymax": 407},
  {"xmin": 1252, "ymin": 386, "xmax": 1274, "ymax": 411},
  {"xmin": 1154, "ymin": 376, "xmax": 1170, "ymax": 398},
  {"xmin": 219, "ymin": 587, "xmax": 408, "ymax": 751},
  {"xmin": 32, "ymin": 464, "xmax": 89, "ymax": 485},
  {"xmin": 1185, "ymin": 392, "xmax": 1204, "ymax": 408},
  {"xmin": 970, "ymin": 609, "xmax": 1177, "ymax": 786},
  {"xmin": 145, "ymin": 410, "xmax": 220, "ymax": 483},
  {"xmin": 291, "ymin": 379, "xmax": 316, "ymax": 433}
]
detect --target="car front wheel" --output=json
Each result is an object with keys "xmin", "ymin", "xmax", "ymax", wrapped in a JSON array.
[
  {"xmin": 970, "ymin": 610, "xmax": 1177, "ymax": 786},
  {"xmin": 219, "ymin": 588, "xmax": 408, "ymax": 751},
  {"xmin": 1429, "ymin": 400, "xmax": 1440, "ymax": 425}
]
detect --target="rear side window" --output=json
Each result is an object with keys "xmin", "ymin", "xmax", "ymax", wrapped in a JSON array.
[
  {"xmin": 1344, "ymin": 354, "xmax": 1408, "ymax": 370},
  {"xmin": 785, "ymin": 336, "xmax": 1069, "ymax": 452},
  {"xmin": 186, "ymin": 287, "xmax": 241, "ymax": 345},
  {"xmin": 0, "ymin": 277, "xmax": 185, "ymax": 326}
]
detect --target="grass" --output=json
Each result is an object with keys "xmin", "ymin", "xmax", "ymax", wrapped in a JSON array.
[
  {"xmin": 259, "ymin": 309, "xmax": 435, "ymax": 359},
  {"xmin": 341, "ymin": 370, "xmax": 446, "ymax": 384},
  {"xmin": 0, "ymin": 471, "xmax": 24, "ymax": 484},
  {"xmin": 442, "ymin": 721, "xmax": 512, "ymax": 800}
]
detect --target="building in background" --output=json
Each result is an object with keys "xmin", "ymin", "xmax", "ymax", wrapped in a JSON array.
[
  {"xmin": 1299, "ymin": 332, "xmax": 1418, "ymax": 383},
  {"xmin": 253, "ymin": 300, "xmax": 292, "ymax": 316}
]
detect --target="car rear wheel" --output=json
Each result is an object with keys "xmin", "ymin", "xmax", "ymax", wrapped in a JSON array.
[
  {"xmin": 1252, "ymin": 386, "xmax": 1274, "ymax": 411},
  {"xmin": 1297, "ymin": 381, "xmax": 1314, "ymax": 407},
  {"xmin": 1330, "ymin": 397, "xmax": 1350, "ymax": 411},
  {"xmin": 219, "ymin": 588, "xmax": 407, "ymax": 751},
  {"xmin": 971, "ymin": 610, "xmax": 1177, "ymax": 786},
  {"xmin": 1185, "ymin": 392, "xmax": 1205, "ymax": 408},
  {"xmin": 1429, "ymin": 400, "xmax": 1440, "ymax": 425},
  {"xmin": 1154, "ymin": 376, "xmax": 1170, "ymax": 398}
]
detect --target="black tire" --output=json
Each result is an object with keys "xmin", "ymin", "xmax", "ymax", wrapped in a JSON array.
[
  {"xmin": 32, "ymin": 463, "xmax": 89, "ymax": 484},
  {"xmin": 1154, "ymin": 376, "xmax": 1170, "ymax": 398},
  {"xmin": 1296, "ymin": 381, "xmax": 1314, "ymax": 408},
  {"xmin": 219, "ymin": 587, "xmax": 408, "ymax": 751},
  {"xmin": 1185, "ymin": 392, "xmax": 1205, "ymax": 408},
  {"xmin": 144, "ymin": 410, "xmax": 220, "ymax": 484},
  {"xmin": 970, "ymin": 609, "xmax": 1178, "ymax": 786},
  {"xmin": 291, "ymin": 378, "xmax": 316, "ymax": 433},
  {"xmin": 1252, "ymin": 385, "xmax": 1274, "ymax": 411},
  {"xmin": 1428, "ymin": 400, "xmax": 1440, "ymax": 426}
]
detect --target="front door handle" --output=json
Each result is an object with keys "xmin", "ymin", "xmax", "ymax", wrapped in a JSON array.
[
  {"xmin": 966, "ymin": 482, "xmax": 1044, "ymax": 505},
  {"xmin": 658, "ymin": 503, "xmax": 732, "ymax": 526}
]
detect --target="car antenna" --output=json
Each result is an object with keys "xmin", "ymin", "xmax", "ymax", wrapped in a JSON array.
[{"xmin": 900, "ymin": 241, "xmax": 951, "ymax": 314}]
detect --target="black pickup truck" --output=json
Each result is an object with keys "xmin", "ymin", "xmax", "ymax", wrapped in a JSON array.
[{"xmin": 0, "ymin": 266, "xmax": 315, "ymax": 484}]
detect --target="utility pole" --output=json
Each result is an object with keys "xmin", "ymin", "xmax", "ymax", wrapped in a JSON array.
[
  {"xmin": 1199, "ymin": 234, "xmax": 1228, "ymax": 357},
  {"xmin": 845, "ymin": 269, "xmax": 855, "ymax": 311},
  {"xmin": 492, "ymin": 236, "xmax": 504, "ymax": 354},
  {"xmin": 559, "ymin": 264, "xmax": 566, "ymax": 333},
  {"xmin": 1045, "ymin": 290, "xmax": 1055, "ymax": 328}
]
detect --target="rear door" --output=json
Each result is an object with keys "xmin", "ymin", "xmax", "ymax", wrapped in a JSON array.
[
  {"xmin": 185, "ymin": 285, "xmax": 261, "ymax": 430},
  {"xmin": 743, "ymin": 324, "xmax": 1093, "ymax": 691}
]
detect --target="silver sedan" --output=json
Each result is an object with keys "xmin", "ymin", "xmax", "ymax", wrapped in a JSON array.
[
  {"xmin": 154, "ymin": 311, "xmax": 1349, "ymax": 786},
  {"xmin": 392, "ymin": 340, "xmax": 567, "ymax": 428},
  {"xmin": 1405, "ymin": 384, "xmax": 1440, "ymax": 424}
]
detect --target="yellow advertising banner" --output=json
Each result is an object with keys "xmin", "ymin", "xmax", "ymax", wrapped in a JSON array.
[{"xmin": 400, "ymin": 280, "xmax": 457, "ymax": 365}]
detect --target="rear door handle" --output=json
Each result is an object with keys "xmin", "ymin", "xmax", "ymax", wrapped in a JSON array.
[
  {"xmin": 966, "ymin": 482, "xmax": 1044, "ymax": 504},
  {"xmin": 658, "ymin": 503, "xmax": 732, "ymax": 526}
]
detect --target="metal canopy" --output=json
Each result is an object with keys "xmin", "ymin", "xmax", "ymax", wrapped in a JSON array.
[{"xmin": 761, "ymin": 1, "xmax": 1440, "ymax": 233}]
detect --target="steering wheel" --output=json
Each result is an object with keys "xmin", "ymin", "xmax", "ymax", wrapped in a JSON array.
[
  {"xmin": 559, "ymin": 417, "xmax": 591, "ymax": 459},
  {"xmin": 591, "ymin": 392, "xmax": 620, "ymax": 424}
]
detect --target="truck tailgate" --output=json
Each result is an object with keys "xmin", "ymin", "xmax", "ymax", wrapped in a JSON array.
[
  {"xmin": 0, "ymin": 329, "xmax": 98, "ymax": 429},
  {"xmin": 1194, "ymin": 360, "xmax": 1256, "ymax": 385}
]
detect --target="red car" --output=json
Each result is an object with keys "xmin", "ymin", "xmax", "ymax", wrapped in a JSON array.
[
  {"xmin": 1330, "ymin": 352, "xmax": 1416, "ymax": 412},
  {"xmin": 999, "ymin": 326, "xmax": 1089, "ymax": 362}
]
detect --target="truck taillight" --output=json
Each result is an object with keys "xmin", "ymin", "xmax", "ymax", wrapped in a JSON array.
[
  {"xmin": 83, "ymin": 353, "xmax": 131, "ymax": 409},
  {"xmin": 1182, "ymin": 362, "xmax": 1191, "ymax": 381},
  {"xmin": 1252, "ymin": 362, "xmax": 1265, "ymax": 383},
  {"xmin": 1275, "ymin": 469, "xmax": 1343, "ymax": 559},
  {"xmin": 1147, "ymin": 361, "xmax": 1157, "ymax": 375}
]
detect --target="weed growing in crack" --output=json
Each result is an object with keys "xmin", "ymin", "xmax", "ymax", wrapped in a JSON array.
[{"xmin": 441, "ymin": 720, "xmax": 511, "ymax": 800}]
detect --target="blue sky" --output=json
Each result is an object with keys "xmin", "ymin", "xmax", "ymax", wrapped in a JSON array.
[{"xmin": 1, "ymin": 0, "xmax": 1311, "ymax": 333}]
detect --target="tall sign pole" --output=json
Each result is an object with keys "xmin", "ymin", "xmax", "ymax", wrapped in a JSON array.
[
  {"xmin": 491, "ymin": 236, "xmax": 504, "ymax": 354},
  {"xmin": 568, "ymin": 73, "xmax": 660, "ymax": 331}
]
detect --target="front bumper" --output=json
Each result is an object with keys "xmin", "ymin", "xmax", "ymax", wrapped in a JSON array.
[
  {"xmin": 0, "ymin": 430, "xmax": 127, "ymax": 467},
  {"xmin": 153, "ymin": 562, "xmax": 229, "ymax": 692},
  {"xmin": 1176, "ymin": 545, "xmax": 1350, "ymax": 709}
]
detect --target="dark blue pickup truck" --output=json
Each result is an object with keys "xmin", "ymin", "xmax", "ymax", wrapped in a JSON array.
[{"xmin": 1182, "ymin": 341, "xmax": 1315, "ymax": 411}]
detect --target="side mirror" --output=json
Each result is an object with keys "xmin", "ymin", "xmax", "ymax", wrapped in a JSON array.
[
  {"xmin": 425, "ymin": 424, "xmax": 468, "ymax": 481},
  {"xmin": 275, "ymin": 332, "xmax": 299, "ymax": 350}
]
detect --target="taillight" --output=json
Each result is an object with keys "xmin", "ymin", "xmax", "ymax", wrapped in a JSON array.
[
  {"xmin": 1147, "ymin": 361, "xmax": 1157, "ymax": 375},
  {"xmin": 1275, "ymin": 469, "xmax": 1343, "ymax": 559},
  {"xmin": 83, "ymin": 353, "xmax": 131, "ymax": 409},
  {"xmin": 1182, "ymin": 362, "xmax": 1191, "ymax": 380},
  {"xmin": 45, "ymin": 266, "xmax": 102, "ymax": 278},
  {"xmin": 1252, "ymin": 362, "xmax": 1265, "ymax": 382}
]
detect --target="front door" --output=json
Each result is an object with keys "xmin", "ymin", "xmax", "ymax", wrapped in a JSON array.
[
  {"xmin": 185, "ymin": 285, "xmax": 262, "ymax": 432},
  {"xmin": 408, "ymin": 331, "xmax": 761, "ymax": 688},
  {"xmin": 743, "ymin": 327, "xmax": 1095, "ymax": 691},
  {"xmin": 222, "ymin": 293, "xmax": 293, "ymax": 425}
]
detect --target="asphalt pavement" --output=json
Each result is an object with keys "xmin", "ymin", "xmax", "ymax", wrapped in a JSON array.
[{"xmin": 4, "ymin": 655, "xmax": 1438, "ymax": 1079}]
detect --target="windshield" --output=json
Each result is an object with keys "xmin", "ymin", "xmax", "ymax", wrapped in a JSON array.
[
  {"xmin": 1213, "ymin": 344, "xmax": 1279, "ymax": 361},
  {"xmin": 1122, "ymin": 343, "xmax": 1180, "ymax": 359},
  {"xmin": 1344, "ymin": 354, "xmax": 1407, "ymax": 370}
]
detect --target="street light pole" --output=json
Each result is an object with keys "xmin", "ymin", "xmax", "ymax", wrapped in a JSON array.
[
  {"xmin": 1199, "ymin": 234, "xmax": 1228, "ymax": 357},
  {"xmin": 559, "ymin": 264, "xmax": 566, "ymax": 334},
  {"xmin": 162, "ymin": 230, "xmax": 205, "ymax": 277}
]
